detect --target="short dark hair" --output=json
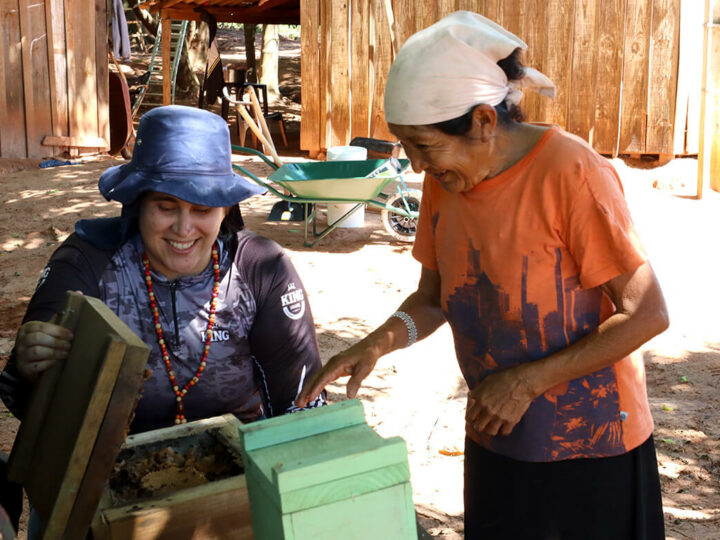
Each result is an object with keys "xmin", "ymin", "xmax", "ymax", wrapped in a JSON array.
[{"xmin": 433, "ymin": 48, "xmax": 526, "ymax": 136}]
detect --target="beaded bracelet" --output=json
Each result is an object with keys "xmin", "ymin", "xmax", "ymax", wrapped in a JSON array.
[{"xmin": 390, "ymin": 310, "xmax": 418, "ymax": 347}]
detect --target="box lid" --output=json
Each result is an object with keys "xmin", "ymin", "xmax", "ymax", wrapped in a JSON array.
[
  {"xmin": 8, "ymin": 291, "xmax": 150, "ymax": 539},
  {"xmin": 238, "ymin": 400, "xmax": 411, "ymax": 511}
]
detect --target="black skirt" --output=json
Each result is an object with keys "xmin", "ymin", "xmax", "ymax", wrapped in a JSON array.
[{"xmin": 463, "ymin": 435, "xmax": 665, "ymax": 540}]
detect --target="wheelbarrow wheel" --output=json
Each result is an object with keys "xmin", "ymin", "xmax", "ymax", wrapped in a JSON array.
[{"xmin": 381, "ymin": 189, "xmax": 422, "ymax": 242}]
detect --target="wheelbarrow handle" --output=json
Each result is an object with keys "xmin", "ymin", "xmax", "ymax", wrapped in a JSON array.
[
  {"xmin": 231, "ymin": 163, "xmax": 292, "ymax": 201},
  {"xmin": 231, "ymin": 144, "xmax": 280, "ymax": 170}
]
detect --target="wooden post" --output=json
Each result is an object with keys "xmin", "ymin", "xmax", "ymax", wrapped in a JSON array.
[
  {"xmin": 710, "ymin": 1, "xmax": 720, "ymax": 192},
  {"xmin": 300, "ymin": 0, "xmax": 320, "ymax": 157},
  {"xmin": 162, "ymin": 17, "xmax": 172, "ymax": 105},
  {"xmin": 697, "ymin": 0, "xmax": 713, "ymax": 198}
]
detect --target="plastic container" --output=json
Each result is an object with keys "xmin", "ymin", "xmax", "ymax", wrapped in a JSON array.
[{"xmin": 326, "ymin": 146, "xmax": 368, "ymax": 228}]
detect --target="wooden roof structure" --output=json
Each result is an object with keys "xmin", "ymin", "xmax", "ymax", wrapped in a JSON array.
[
  {"xmin": 140, "ymin": 0, "xmax": 300, "ymax": 24},
  {"xmin": 140, "ymin": 0, "xmax": 299, "ymax": 106}
]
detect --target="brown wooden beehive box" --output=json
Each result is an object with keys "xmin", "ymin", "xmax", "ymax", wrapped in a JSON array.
[
  {"xmin": 8, "ymin": 292, "xmax": 252, "ymax": 539},
  {"xmin": 91, "ymin": 414, "xmax": 252, "ymax": 540}
]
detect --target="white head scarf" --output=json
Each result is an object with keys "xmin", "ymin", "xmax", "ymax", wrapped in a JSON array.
[{"xmin": 384, "ymin": 11, "xmax": 556, "ymax": 126}]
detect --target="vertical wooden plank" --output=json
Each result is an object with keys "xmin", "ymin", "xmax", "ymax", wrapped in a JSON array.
[
  {"xmin": 646, "ymin": 0, "xmax": 680, "ymax": 154},
  {"xmin": 319, "ymin": 0, "xmax": 329, "ymax": 150},
  {"xmin": 676, "ymin": 0, "xmax": 704, "ymax": 154},
  {"xmin": 477, "ymin": 0, "xmax": 502, "ymax": 24},
  {"xmin": 48, "ymin": 0, "xmax": 68, "ymax": 139},
  {"xmin": 95, "ymin": 0, "xmax": 108, "ymax": 152},
  {"xmin": 350, "ymin": 0, "xmax": 370, "ymax": 140},
  {"xmin": 65, "ymin": 0, "xmax": 98, "ymax": 144},
  {"xmin": 19, "ymin": 0, "xmax": 53, "ymax": 158},
  {"xmin": 369, "ymin": 0, "xmax": 393, "ymax": 140},
  {"xmin": 520, "ymin": 0, "xmax": 550, "ymax": 123},
  {"xmin": 328, "ymin": 0, "xmax": 349, "ymax": 147},
  {"xmin": 697, "ymin": 0, "xmax": 712, "ymax": 197},
  {"xmin": 416, "ymin": 0, "xmax": 436, "ymax": 32},
  {"xmin": 391, "ymin": 0, "xmax": 414, "ymax": 48},
  {"xmin": 1, "ymin": 0, "xmax": 28, "ymax": 158},
  {"xmin": 64, "ymin": 0, "xmax": 78, "ymax": 140},
  {"xmin": 0, "ymin": 6, "xmax": 5, "ymax": 154},
  {"xmin": 300, "ymin": 0, "xmax": 320, "ymax": 156},
  {"xmin": 619, "ymin": 0, "xmax": 651, "ymax": 153},
  {"xmin": 709, "ymin": 22, "xmax": 720, "ymax": 191},
  {"xmin": 457, "ymin": 0, "xmax": 476, "ymax": 13},
  {"xmin": 437, "ymin": 0, "xmax": 457, "ymax": 19},
  {"xmin": 501, "ymin": 0, "xmax": 525, "ymax": 39},
  {"xmin": 566, "ymin": 0, "xmax": 599, "ymax": 145},
  {"xmin": 534, "ymin": 0, "xmax": 575, "ymax": 128},
  {"xmin": 592, "ymin": 0, "xmax": 624, "ymax": 154},
  {"xmin": 42, "ymin": 0, "xmax": 58, "ymax": 154},
  {"xmin": 162, "ymin": 17, "xmax": 171, "ymax": 105}
]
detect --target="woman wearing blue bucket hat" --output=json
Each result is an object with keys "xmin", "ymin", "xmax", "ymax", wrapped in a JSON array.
[{"xmin": 1, "ymin": 105, "xmax": 325, "ymax": 435}]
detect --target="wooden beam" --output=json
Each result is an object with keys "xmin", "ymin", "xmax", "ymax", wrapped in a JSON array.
[
  {"xmin": 699, "ymin": 1, "xmax": 720, "ymax": 195},
  {"xmin": 619, "ymin": 0, "xmax": 652, "ymax": 154},
  {"xmin": 350, "ymin": 0, "xmax": 370, "ymax": 140},
  {"xmin": 18, "ymin": 0, "xmax": 41, "ymax": 157},
  {"xmin": 697, "ymin": 0, "xmax": 712, "ymax": 198},
  {"xmin": 95, "ymin": 0, "xmax": 109, "ymax": 156},
  {"xmin": 158, "ymin": 6, "xmax": 300, "ymax": 24},
  {"xmin": 42, "ymin": 135, "xmax": 110, "ymax": 149},
  {"xmin": 593, "ymin": 0, "xmax": 625, "ymax": 156},
  {"xmin": 710, "ymin": 24, "xmax": 720, "ymax": 192},
  {"xmin": 674, "ymin": 0, "xmax": 704, "ymax": 154},
  {"xmin": 300, "ymin": 0, "xmax": 320, "ymax": 156},
  {"xmin": 328, "ymin": 0, "xmax": 349, "ymax": 147},
  {"xmin": 44, "ymin": 0, "xmax": 60, "ymax": 142},
  {"xmin": 0, "ymin": 0, "xmax": 27, "ymax": 158},
  {"xmin": 257, "ymin": 0, "xmax": 294, "ymax": 11},
  {"xmin": 162, "ymin": 17, "xmax": 171, "ymax": 105},
  {"xmin": 646, "ymin": 0, "xmax": 681, "ymax": 154},
  {"xmin": 48, "ymin": 0, "xmax": 69, "ymax": 141}
]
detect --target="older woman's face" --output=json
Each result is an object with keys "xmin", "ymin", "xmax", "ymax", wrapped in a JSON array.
[
  {"xmin": 138, "ymin": 193, "xmax": 226, "ymax": 281},
  {"xmin": 389, "ymin": 118, "xmax": 495, "ymax": 193}
]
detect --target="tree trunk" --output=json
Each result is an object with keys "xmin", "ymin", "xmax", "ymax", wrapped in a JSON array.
[
  {"xmin": 244, "ymin": 24, "xmax": 257, "ymax": 83},
  {"xmin": 259, "ymin": 24, "xmax": 279, "ymax": 101},
  {"xmin": 126, "ymin": 0, "xmax": 157, "ymax": 36},
  {"xmin": 176, "ymin": 21, "xmax": 207, "ymax": 99}
]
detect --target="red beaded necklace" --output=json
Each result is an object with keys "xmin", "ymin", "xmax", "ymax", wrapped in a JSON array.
[{"xmin": 142, "ymin": 243, "xmax": 220, "ymax": 424}]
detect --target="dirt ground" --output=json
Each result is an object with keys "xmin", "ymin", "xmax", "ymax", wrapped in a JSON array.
[{"xmin": 1, "ymin": 28, "xmax": 719, "ymax": 539}]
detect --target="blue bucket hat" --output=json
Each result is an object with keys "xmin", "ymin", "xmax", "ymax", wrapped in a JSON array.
[{"xmin": 99, "ymin": 105, "xmax": 266, "ymax": 207}]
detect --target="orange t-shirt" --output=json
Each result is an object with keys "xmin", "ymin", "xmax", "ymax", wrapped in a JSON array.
[{"xmin": 412, "ymin": 126, "xmax": 653, "ymax": 462}]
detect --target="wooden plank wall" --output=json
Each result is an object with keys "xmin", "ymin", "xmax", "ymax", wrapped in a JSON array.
[
  {"xmin": 300, "ymin": 0, "xmax": 700, "ymax": 158},
  {"xmin": 0, "ymin": 0, "xmax": 108, "ymax": 159}
]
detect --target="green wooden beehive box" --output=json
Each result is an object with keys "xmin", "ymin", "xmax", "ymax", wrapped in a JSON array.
[{"xmin": 237, "ymin": 399, "xmax": 417, "ymax": 540}]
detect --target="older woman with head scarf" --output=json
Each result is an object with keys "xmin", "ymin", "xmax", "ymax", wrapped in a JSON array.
[
  {"xmin": 2, "ymin": 105, "xmax": 325, "ymax": 436},
  {"xmin": 297, "ymin": 11, "xmax": 668, "ymax": 539}
]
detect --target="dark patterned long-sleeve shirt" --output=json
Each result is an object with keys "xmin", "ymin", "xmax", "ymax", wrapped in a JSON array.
[{"xmin": 0, "ymin": 229, "xmax": 324, "ymax": 433}]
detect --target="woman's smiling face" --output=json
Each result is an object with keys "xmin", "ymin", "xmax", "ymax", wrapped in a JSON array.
[
  {"xmin": 389, "ymin": 106, "xmax": 498, "ymax": 193},
  {"xmin": 138, "ymin": 192, "xmax": 226, "ymax": 281}
]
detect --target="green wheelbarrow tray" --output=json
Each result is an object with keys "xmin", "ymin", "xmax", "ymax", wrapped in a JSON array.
[
  {"xmin": 231, "ymin": 145, "xmax": 420, "ymax": 247},
  {"xmin": 268, "ymin": 159, "xmax": 411, "ymax": 201}
]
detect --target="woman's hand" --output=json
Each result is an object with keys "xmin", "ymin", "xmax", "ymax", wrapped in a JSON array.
[
  {"xmin": 466, "ymin": 364, "xmax": 539, "ymax": 437},
  {"xmin": 14, "ymin": 321, "xmax": 73, "ymax": 380},
  {"xmin": 295, "ymin": 339, "xmax": 382, "ymax": 408}
]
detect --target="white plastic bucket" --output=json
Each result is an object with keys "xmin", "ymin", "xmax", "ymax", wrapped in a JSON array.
[
  {"xmin": 327, "ymin": 145, "xmax": 367, "ymax": 161},
  {"xmin": 326, "ymin": 146, "xmax": 368, "ymax": 228}
]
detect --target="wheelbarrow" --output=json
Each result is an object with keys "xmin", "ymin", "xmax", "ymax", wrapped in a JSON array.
[{"xmin": 231, "ymin": 145, "xmax": 421, "ymax": 247}]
